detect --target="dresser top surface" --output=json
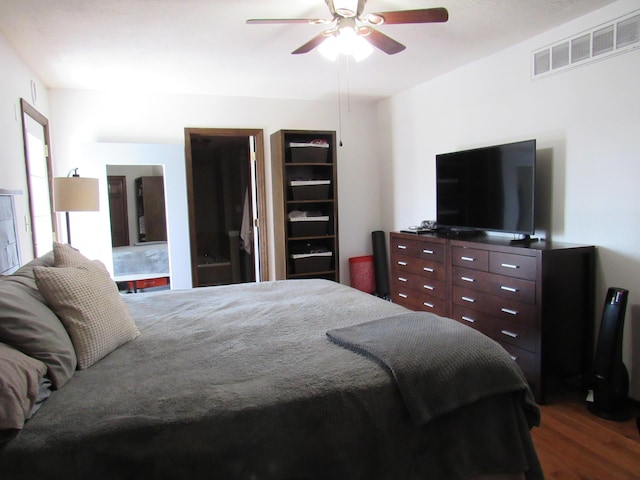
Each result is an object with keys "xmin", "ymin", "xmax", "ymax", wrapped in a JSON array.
[{"xmin": 391, "ymin": 231, "xmax": 594, "ymax": 253}]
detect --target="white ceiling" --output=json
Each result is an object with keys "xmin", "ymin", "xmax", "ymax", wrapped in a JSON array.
[{"xmin": 0, "ymin": 0, "xmax": 619, "ymax": 101}]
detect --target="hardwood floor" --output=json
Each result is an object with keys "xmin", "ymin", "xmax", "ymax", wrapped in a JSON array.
[{"xmin": 531, "ymin": 387, "xmax": 640, "ymax": 479}]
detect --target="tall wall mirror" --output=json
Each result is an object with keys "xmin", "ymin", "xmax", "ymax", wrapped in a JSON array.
[{"xmin": 106, "ymin": 164, "xmax": 170, "ymax": 292}]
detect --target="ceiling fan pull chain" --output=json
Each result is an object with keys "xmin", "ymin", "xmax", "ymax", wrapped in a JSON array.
[
  {"xmin": 346, "ymin": 55, "xmax": 351, "ymax": 115},
  {"xmin": 336, "ymin": 56, "xmax": 344, "ymax": 146}
]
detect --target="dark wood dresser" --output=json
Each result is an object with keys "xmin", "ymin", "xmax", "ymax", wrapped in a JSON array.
[{"xmin": 389, "ymin": 231, "xmax": 596, "ymax": 403}]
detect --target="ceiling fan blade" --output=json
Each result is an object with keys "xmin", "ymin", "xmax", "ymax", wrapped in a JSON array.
[
  {"xmin": 362, "ymin": 28, "xmax": 405, "ymax": 55},
  {"xmin": 366, "ymin": 7, "xmax": 449, "ymax": 25},
  {"xmin": 292, "ymin": 32, "xmax": 329, "ymax": 54},
  {"xmin": 246, "ymin": 18, "xmax": 328, "ymax": 25}
]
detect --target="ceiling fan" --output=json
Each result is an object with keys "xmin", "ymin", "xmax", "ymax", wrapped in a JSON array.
[{"xmin": 246, "ymin": 0, "xmax": 448, "ymax": 56}]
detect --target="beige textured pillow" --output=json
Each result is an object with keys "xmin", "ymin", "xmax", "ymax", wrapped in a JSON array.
[
  {"xmin": 34, "ymin": 260, "xmax": 140, "ymax": 369},
  {"xmin": 53, "ymin": 242, "xmax": 90, "ymax": 267},
  {"xmin": 0, "ymin": 342, "xmax": 47, "ymax": 436}
]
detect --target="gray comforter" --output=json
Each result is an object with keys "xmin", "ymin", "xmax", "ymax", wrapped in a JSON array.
[{"xmin": 1, "ymin": 279, "xmax": 542, "ymax": 480}]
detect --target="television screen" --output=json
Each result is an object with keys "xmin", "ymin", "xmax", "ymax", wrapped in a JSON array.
[{"xmin": 436, "ymin": 139, "xmax": 536, "ymax": 235}]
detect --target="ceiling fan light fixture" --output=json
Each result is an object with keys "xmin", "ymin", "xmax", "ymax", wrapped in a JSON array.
[
  {"xmin": 349, "ymin": 32, "xmax": 374, "ymax": 61},
  {"xmin": 318, "ymin": 35, "xmax": 339, "ymax": 61},
  {"xmin": 318, "ymin": 27, "xmax": 373, "ymax": 62}
]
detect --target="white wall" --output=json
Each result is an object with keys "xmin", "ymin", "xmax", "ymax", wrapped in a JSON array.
[
  {"xmin": 0, "ymin": 32, "xmax": 51, "ymax": 262},
  {"xmin": 47, "ymin": 89, "xmax": 383, "ymax": 287},
  {"xmin": 378, "ymin": 0, "xmax": 640, "ymax": 398}
]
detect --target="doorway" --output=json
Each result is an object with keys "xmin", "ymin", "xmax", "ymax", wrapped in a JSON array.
[
  {"xmin": 185, "ymin": 128, "xmax": 268, "ymax": 287},
  {"xmin": 107, "ymin": 175, "xmax": 129, "ymax": 247}
]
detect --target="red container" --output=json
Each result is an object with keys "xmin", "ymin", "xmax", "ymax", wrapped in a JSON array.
[{"xmin": 349, "ymin": 255, "xmax": 375, "ymax": 294}]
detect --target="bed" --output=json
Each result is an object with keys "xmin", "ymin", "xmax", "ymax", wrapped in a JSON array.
[{"xmin": 0, "ymin": 243, "xmax": 543, "ymax": 480}]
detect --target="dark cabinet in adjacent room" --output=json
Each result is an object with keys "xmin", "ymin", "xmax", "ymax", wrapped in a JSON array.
[{"xmin": 135, "ymin": 176, "xmax": 167, "ymax": 243}]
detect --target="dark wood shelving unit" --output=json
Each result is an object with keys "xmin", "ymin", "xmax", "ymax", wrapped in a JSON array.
[{"xmin": 271, "ymin": 130, "xmax": 339, "ymax": 281}]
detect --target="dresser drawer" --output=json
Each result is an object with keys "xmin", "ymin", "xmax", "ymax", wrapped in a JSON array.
[
  {"xmin": 489, "ymin": 252, "xmax": 537, "ymax": 280},
  {"xmin": 498, "ymin": 342, "xmax": 537, "ymax": 381},
  {"xmin": 452, "ymin": 304, "xmax": 538, "ymax": 353},
  {"xmin": 390, "ymin": 287, "xmax": 448, "ymax": 316},
  {"xmin": 390, "ymin": 270, "xmax": 447, "ymax": 300},
  {"xmin": 392, "ymin": 253, "xmax": 447, "ymax": 281},
  {"xmin": 452, "ymin": 285, "xmax": 536, "ymax": 329},
  {"xmin": 453, "ymin": 307, "xmax": 538, "ymax": 385},
  {"xmin": 451, "ymin": 246, "xmax": 489, "ymax": 271},
  {"xmin": 452, "ymin": 266, "xmax": 536, "ymax": 304},
  {"xmin": 391, "ymin": 236, "xmax": 445, "ymax": 262}
]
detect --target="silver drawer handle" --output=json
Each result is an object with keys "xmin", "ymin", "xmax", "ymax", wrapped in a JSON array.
[
  {"xmin": 501, "ymin": 329, "xmax": 519, "ymax": 338},
  {"xmin": 423, "ymin": 302, "xmax": 434, "ymax": 309},
  {"xmin": 398, "ymin": 245, "xmax": 407, "ymax": 250},
  {"xmin": 501, "ymin": 307, "xmax": 518, "ymax": 315},
  {"xmin": 500, "ymin": 286, "xmax": 518, "ymax": 292},
  {"xmin": 461, "ymin": 256, "xmax": 475, "ymax": 262},
  {"xmin": 423, "ymin": 284, "xmax": 434, "ymax": 291},
  {"xmin": 461, "ymin": 276, "xmax": 475, "ymax": 283},
  {"xmin": 397, "ymin": 261, "xmax": 407, "ymax": 266},
  {"xmin": 423, "ymin": 267, "xmax": 434, "ymax": 273},
  {"xmin": 501, "ymin": 263, "xmax": 519, "ymax": 269},
  {"xmin": 422, "ymin": 249, "xmax": 434, "ymax": 254},
  {"xmin": 461, "ymin": 316, "xmax": 476, "ymax": 323},
  {"xmin": 398, "ymin": 277, "xmax": 407, "ymax": 282},
  {"xmin": 399, "ymin": 293, "xmax": 408, "ymax": 299},
  {"xmin": 462, "ymin": 296, "xmax": 476, "ymax": 303}
]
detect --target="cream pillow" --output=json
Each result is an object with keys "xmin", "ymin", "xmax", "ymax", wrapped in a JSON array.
[
  {"xmin": 34, "ymin": 260, "xmax": 140, "ymax": 369},
  {"xmin": 53, "ymin": 242, "xmax": 90, "ymax": 267}
]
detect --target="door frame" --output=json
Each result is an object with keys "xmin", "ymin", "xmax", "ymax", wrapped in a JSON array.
[
  {"xmin": 184, "ymin": 128, "xmax": 269, "ymax": 284},
  {"xmin": 20, "ymin": 99, "xmax": 56, "ymax": 255}
]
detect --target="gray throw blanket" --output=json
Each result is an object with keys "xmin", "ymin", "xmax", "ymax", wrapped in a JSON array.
[{"xmin": 327, "ymin": 311, "xmax": 538, "ymax": 426}]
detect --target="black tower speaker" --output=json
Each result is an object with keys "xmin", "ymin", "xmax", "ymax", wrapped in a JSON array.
[
  {"xmin": 371, "ymin": 230, "xmax": 390, "ymax": 299},
  {"xmin": 588, "ymin": 287, "xmax": 631, "ymax": 421}
]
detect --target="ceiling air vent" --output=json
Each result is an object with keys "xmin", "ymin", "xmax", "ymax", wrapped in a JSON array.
[
  {"xmin": 532, "ymin": 9, "xmax": 640, "ymax": 79},
  {"xmin": 593, "ymin": 25, "xmax": 615, "ymax": 56},
  {"xmin": 617, "ymin": 13, "xmax": 640, "ymax": 48},
  {"xmin": 571, "ymin": 34, "xmax": 591, "ymax": 63}
]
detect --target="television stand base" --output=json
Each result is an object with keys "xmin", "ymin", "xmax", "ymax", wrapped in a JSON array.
[
  {"xmin": 438, "ymin": 228, "xmax": 484, "ymax": 238},
  {"xmin": 511, "ymin": 235, "xmax": 539, "ymax": 244}
]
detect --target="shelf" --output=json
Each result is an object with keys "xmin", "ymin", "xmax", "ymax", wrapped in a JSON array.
[{"xmin": 271, "ymin": 129, "xmax": 339, "ymax": 282}]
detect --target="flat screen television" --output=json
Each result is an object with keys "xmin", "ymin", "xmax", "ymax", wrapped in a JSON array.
[{"xmin": 435, "ymin": 139, "xmax": 536, "ymax": 237}]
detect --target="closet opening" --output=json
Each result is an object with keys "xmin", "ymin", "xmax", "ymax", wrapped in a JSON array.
[{"xmin": 185, "ymin": 128, "xmax": 268, "ymax": 287}]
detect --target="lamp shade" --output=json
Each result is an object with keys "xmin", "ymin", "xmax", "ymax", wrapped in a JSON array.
[{"xmin": 53, "ymin": 177, "xmax": 99, "ymax": 212}]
